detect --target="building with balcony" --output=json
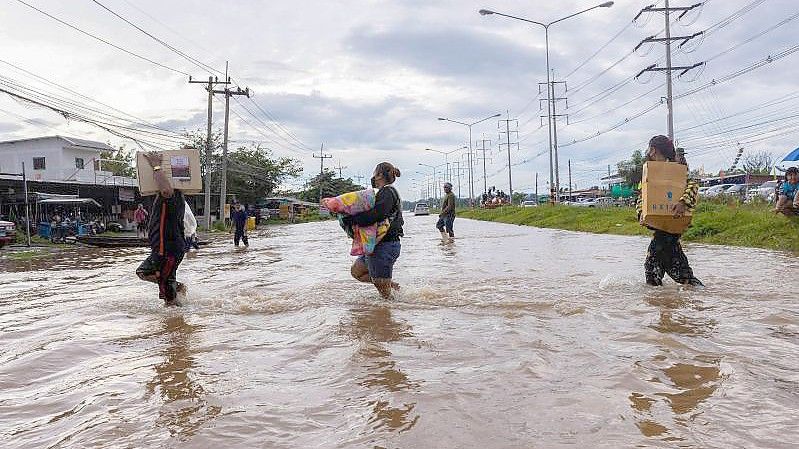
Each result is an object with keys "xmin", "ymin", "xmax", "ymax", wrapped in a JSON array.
[{"xmin": 0, "ymin": 135, "xmax": 136, "ymax": 186}]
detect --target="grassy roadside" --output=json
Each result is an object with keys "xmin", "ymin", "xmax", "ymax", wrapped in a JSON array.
[{"xmin": 458, "ymin": 202, "xmax": 799, "ymax": 253}]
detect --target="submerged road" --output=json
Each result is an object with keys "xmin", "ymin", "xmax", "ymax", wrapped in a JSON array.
[{"xmin": 1, "ymin": 215, "xmax": 798, "ymax": 448}]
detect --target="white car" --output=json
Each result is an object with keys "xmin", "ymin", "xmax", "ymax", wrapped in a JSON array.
[
  {"xmin": 574, "ymin": 197, "xmax": 613, "ymax": 208},
  {"xmin": 702, "ymin": 184, "xmax": 735, "ymax": 198},
  {"xmin": 521, "ymin": 200, "xmax": 538, "ymax": 207},
  {"xmin": 754, "ymin": 180, "xmax": 779, "ymax": 202},
  {"xmin": 0, "ymin": 219, "xmax": 16, "ymax": 248},
  {"xmin": 413, "ymin": 202, "xmax": 430, "ymax": 216}
]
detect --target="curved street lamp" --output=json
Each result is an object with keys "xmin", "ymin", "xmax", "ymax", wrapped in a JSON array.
[
  {"xmin": 438, "ymin": 114, "xmax": 501, "ymax": 204},
  {"xmin": 479, "ymin": 2, "xmax": 614, "ymax": 203}
]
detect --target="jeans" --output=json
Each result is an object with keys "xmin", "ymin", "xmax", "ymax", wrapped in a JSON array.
[{"xmin": 436, "ymin": 214, "xmax": 455, "ymax": 237}]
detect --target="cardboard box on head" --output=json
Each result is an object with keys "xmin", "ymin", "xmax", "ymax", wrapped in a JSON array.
[
  {"xmin": 136, "ymin": 149, "xmax": 202, "ymax": 196},
  {"xmin": 641, "ymin": 161, "xmax": 692, "ymax": 234}
]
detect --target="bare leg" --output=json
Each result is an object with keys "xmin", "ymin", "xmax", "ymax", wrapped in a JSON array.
[
  {"xmin": 373, "ymin": 278, "xmax": 394, "ymax": 300},
  {"xmin": 351, "ymin": 259, "xmax": 371, "ymax": 283}
]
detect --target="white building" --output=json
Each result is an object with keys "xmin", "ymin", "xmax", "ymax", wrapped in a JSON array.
[{"xmin": 0, "ymin": 136, "xmax": 136, "ymax": 186}]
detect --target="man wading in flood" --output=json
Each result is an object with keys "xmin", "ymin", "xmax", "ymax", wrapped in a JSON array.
[
  {"xmin": 437, "ymin": 182, "xmax": 456, "ymax": 242},
  {"xmin": 136, "ymin": 152, "xmax": 187, "ymax": 306},
  {"xmin": 345, "ymin": 162, "xmax": 404, "ymax": 300}
]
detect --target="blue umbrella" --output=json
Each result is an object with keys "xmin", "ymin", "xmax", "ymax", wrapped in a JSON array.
[{"xmin": 776, "ymin": 146, "xmax": 799, "ymax": 171}]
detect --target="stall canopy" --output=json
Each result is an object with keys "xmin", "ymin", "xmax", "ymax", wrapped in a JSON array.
[{"xmin": 38, "ymin": 198, "xmax": 102, "ymax": 208}]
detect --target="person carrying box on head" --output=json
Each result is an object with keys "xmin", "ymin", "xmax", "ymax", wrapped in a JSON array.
[
  {"xmin": 636, "ymin": 135, "xmax": 703, "ymax": 287},
  {"xmin": 135, "ymin": 152, "xmax": 187, "ymax": 306}
]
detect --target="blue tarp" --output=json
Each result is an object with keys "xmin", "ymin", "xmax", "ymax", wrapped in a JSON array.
[{"xmin": 777, "ymin": 147, "xmax": 799, "ymax": 171}]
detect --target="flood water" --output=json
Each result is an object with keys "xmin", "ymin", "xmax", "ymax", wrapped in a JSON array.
[{"xmin": 1, "ymin": 215, "xmax": 798, "ymax": 448}]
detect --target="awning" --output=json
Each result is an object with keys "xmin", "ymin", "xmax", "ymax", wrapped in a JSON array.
[{"xmin": 38, "ymin": 198, "xmax": 102, "ymax": 208}]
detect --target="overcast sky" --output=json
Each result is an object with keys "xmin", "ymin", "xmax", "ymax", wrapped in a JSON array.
[{"xmin": 1, "ymin": 0, "xmax": 797, "ymax": 200}]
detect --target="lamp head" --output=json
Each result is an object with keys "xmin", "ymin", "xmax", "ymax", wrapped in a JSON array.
[
  {"xmin": 479, "ymin": 9, "xmax": 495, "ymax": 15},
  {"xmin": 599, "ymin": 1, "xmax": 614, "ymax": 7},
  {"xmin": 492, "ymin": 113, "xmax": 501, "ymax": 118},
  {"xmin": 437, "ymin": 117, "xmax": 446, "ymax": 121}
]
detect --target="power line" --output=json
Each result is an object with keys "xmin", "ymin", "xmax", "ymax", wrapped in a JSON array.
[
  {"xmin": 11, "ymin": 0, "xmax": 189, "ymax": 76},
  {"xmin": 89, "ymin": 0, "xmax": 224, "ymax": 77}
]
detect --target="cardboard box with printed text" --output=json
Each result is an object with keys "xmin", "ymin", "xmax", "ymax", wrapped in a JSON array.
[
  {"xmin": 641, "ymin": 161, "xmax": 692, "ymax": 234},
  {"xmin": 136, "ymin": 149, "xmax": 202, "ymax": 196}
]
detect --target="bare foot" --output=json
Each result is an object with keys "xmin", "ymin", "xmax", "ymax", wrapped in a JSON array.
[{"xmin": 391, "ymin": 282, "xmax": 401, "ymax": 291}]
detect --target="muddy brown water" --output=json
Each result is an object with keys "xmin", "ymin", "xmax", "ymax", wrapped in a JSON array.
[{"xmin": 1, "ymin": 216, "xmax": 798, "ymax": 448}]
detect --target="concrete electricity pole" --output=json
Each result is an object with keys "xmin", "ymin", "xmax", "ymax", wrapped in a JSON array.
[
  {"xmin": 335, "ymin": 161, "xmax": 348, "ymax": 179},
  {"xmin": 313, "ymin": 145, "xmax": 332, "ymax": 204},
  {"xmin": 498, "ymin": 112, "xmax": 519, "ymax": 202},
  {"xmin": 476, "ymin": 137, "xmax": 491, "ymax": 196},
  {"xmin": 189, "ymin": 75, "xmax": 230, "ymax": 229},
  {"xmin": 213, "ymin": 83, "xmax": 249, "ymax": 221},
  {"xmin": 634, "ymin": 1, "xmax": 703, "ymax": 141}
]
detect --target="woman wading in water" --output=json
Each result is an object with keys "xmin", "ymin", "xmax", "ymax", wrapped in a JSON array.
[{"xmin": 344, "ymin": 162, "xmax": 404, "ymax": 299}]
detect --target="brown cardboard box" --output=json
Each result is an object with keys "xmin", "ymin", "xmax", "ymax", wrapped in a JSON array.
[
  {"xmin": 136, "ymin": 149, "xmax": 202, "ymax": 196},
  {"xmin": 641, "ymin": 161, "xmax": 692, "ymax": 234}
]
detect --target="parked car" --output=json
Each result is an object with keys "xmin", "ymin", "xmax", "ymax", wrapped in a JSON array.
[
  {"xmin": 521, "ymin": 200, "xmax": 538, "ymax": 207},
  {"xmin": 702, "ymin": 183, "xmax": 735, "ymax": 198},
  {"xmin": 723, "ymin": 183, "xmax": 753, "ymax": 200},
  {"xmin": 0, "ymin": 218, "xmax": 17, "ymax": 248},
  {"xmin": 573, "ymin": 197, "xmax": 613, "ymax": 208},
  {"xmin": 698, "ymin": 186, "xmax": 710, "ymax": 196},
  {"xmin": 413, "ymin": 202, "xmax": 430, "ymax": 216},
  {"xmin": 751, "ymin": 180, "xmax": 779, "ymax": 202}
]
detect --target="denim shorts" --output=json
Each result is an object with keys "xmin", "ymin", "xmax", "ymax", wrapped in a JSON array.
[{"xmin": 357, "ymin": 240, "xmax": 401, "ymax": 279}]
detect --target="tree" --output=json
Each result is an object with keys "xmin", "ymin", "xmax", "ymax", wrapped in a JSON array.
[
  {"xmin": 742, "ymin": 151, "xmax": 774, "ymax": 174},
  {"xmin": 296, "ymin": 169, "xmax": 366, "ymax": 203},
  {"xmin": 179, "ymin": 129, "xmax": 302, "ymax": 203},
  {"xmin": 99, "ymin": 145, "xmax": 136, "ymax": 177},
  {"xmin": 617, "ymin": 149, "xmax": 645, "ymax": 187},
  {"xmin": 226, "ymin": 145, "xmax": 302, "ymax": 203}
]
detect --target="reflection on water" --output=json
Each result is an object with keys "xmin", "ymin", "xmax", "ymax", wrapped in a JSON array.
[
  {"xmin": 630, "ymin": 290, "xmax": 723, "ymax": 442},
  {"xmin": 145, "ymin": 315, "xmax": 221, "ymax": 440},
  {"xmin": 1, "ymin": 217, "xmax": 798, "ymax": 448},
  {"xmin": 345, "ymin": 305, "xmax": 419, "ymax": 434}
]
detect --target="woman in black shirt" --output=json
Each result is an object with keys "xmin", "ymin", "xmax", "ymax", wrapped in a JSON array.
[{"xmin": 345, "ymin": 162, "xmax": 404, "ymax": 299}]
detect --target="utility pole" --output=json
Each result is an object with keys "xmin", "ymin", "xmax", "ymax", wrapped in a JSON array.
[
  {"xmin": 634, "ymin": 1, "xmax": 704, "ymax": 141},
  {"xmin": 213, "ymin": 74, "xmax": 249, "ymax": 222},
  {"xmin": 454, "ymin": 161, "xmax": 462, "ymax": 200},
  {"xmin": 335, "ymin": 161, "xmax": 348, "ymax": 179},
  {"xmin": 313, "ymin": 145, "xmax": 332, "ymax": 204},
  {"xmin": 498, "ymin": 112, "xmax": 519, "ymax": 202},
  {"xmin": 353, "ymin": 174, "xmax": 365, "ymax": 186},
  {"xmin": 189, "ymin": 74, "xmax": 230, "ymax": 229},
  {"xmin": 568, "ymin": 159, "xmax": 573, "ymax": 202},
  {"xmin": 535, "ymin": 172, "xmax": 538, "ymax": 203},
  {"xmin": 476, "ymin": 137, "xmax": 491, "ymax": 196},
  {"xmin": 540, "ymin": 79, "xmax": 568, "ymax": 202}
]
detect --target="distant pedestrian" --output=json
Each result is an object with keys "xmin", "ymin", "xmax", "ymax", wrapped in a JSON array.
[
  {"xmin": 436, "ymin": 182, "xmax": 456, "ymax": 242},
  {"xmin": 133, "ymin": 203, "xmax": 148, "ymax": 239},
  {"xmin": 183, "ymin": 201, "xmax": 200, "ymax": 253},
  {"xmin": 636, "ymin": 135, "xmax": 703, "ymax": 287},
  {"xmin": 231, "ymin": 203, "xmax": 249, "ymax": 247},
  {"xmin": 344, "ymin": 162, "xmax": 404, "ymax": 299},
  {"xmin": 135, "ymin": 152, "xmax": 187, "ymax": 306}
]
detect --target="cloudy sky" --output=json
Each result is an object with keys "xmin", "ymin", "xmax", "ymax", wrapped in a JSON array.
[{"xmin": 1, "ymin": 0, "xmax": 797, "ymax": 200}]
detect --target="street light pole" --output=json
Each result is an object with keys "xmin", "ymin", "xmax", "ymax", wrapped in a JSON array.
[
  {"xmin": 479, "ymin": 2, "xmax": 614, "ymax": 204},
  {"xmin": 438, "ymin": 114, "xmax": 501, "ymax": 206}
]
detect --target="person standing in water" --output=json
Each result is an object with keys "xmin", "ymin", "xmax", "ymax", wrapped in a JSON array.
[
  {"xmin": 637, "ymin": 135, "xmax": 703, "ymax": 287},
  {"xmin": 136, "ymin": 152, "xmax": 187, "ymax": 306},
  {"xmin": 134, "ymin": 203, "xmax": 148, "ymax": 239},
  {"xmin": 436, "ymin": 182, "xmax": 456, "ymax": 242},
  {"xmin": 345, "ymin": 162, "xmax": 404, "ymax": 299},
  {"xmin": 231, "ymin": 202, "xmax": 249, "ymax": 247}
]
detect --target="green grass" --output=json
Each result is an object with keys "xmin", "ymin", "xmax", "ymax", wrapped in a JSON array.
[
  {"xmin": 458, "ymin": 202, "xmax": 799, "ymax": 253},
  {"xmin": 4, "ymin": 250, "xmax": 41, "ymax": 261}
]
